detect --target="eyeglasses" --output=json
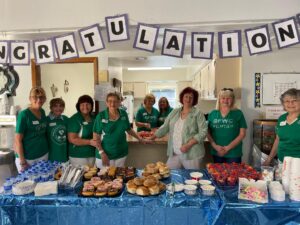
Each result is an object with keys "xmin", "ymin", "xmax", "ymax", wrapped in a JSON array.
[
  {"xmin": 31, "ymin": 96, "xmax": 46, "ymax": 100},
  {"xmin": 222, "ymin": 88, "xmax": 234, "ymax": 92},
  {"xmin": 283, "ymin": 99, "xmax": 299, "ymax": 104}
]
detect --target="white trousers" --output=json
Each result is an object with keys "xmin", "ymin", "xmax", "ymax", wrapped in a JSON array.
[
  {"xmin": 95, "ymin": 156, "xmax": 127, "ymax": 169},
  {"xmin": 166, "ymin": 154, "xmax": 202, "ymax": 169},
  {"xmin": 69, "ymin": 157, "xmax": 95, "ymax": 167},
  {"xmin": 15, "ymin": 153, "xmax": 49, "ymax": 173}
]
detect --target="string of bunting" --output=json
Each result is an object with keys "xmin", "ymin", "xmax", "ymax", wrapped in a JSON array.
[{"xmin": 0, "ymin": 13, "xmax": 300, "ymax": 66}]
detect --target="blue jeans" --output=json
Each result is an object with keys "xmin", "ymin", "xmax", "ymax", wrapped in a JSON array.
[{"xmin": 213, "ymin": 155, "xmax": 241, "ymax": 163}]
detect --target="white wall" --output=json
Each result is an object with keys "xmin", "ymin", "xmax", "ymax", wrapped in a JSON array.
[
  {"xmin": 41, "ymin": 63, "xmax": 94, "ymax": 117},
  {"xmin": 123, "ymin": 68, "xmax": 189, "ymax": 82},
  {"xmin": 241, "ymin": 47, "xmax": 300, "ymax": 163}
]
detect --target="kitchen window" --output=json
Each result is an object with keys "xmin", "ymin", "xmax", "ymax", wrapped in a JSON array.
[{"xmin": 148, "ymin": 83, "xmax": 177, "ymax": 109}]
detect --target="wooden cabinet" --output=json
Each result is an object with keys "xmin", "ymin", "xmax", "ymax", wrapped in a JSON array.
[
  {"xmin": 193, "ymin": 57, "xmax": 241, "ymax": 100},
  {"xmin": 123, "ymin": 82, "xmax": 147, "ymax": 98}
]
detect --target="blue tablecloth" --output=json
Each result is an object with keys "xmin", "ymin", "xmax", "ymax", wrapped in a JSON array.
[
  {"xmin": 212, "ymin": 178, "xmax": 300, "ymax": 225},
  {"xmin": 0, "ymin": 170, "xmax": 222, "ymax": 225}
]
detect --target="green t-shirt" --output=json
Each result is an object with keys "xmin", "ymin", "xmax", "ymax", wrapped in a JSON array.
[
  {"xmin": 208, "ymin": 109, "xmax": 247, "ymax": 158},
  {"xmin": 47, "ymin": 115, "xmax": 68, "ymax": 162},
  {"xmin": 68, "ymin": 112, "xmax": 96, "ymax": 158},
  {"xmin": 135, "ymin": 106, "xmax": 159, "ymax": 132},
  {"xmin": 15, "ymin": 108, "xmax": 48, "ymax": 160},
  {"xmin": 158, "ymin": 107, "xmax": 173, "ymax": 127},
  {"xmin": 93, "ymin": 109, "xmax": 131, "ymax": 160},
  {"xmin": 276, "ymin": 113, "xmax": 300, "ymax": 162}
]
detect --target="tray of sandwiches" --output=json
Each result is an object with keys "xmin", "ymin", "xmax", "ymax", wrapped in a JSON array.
[
  {"xmin": 83, "ymin": 166, "xmax": 136, "ymax": 182},
  {"xmin": 79, "ymin": 176, "xmax": 123, "ymax": 197},
  {"xmin": 142, "ymin": 162, "xmax": 170, "ymax": 180},
  {"xmin": 126, "ymin": 175, "xmax": 166, "ymax": 197}
]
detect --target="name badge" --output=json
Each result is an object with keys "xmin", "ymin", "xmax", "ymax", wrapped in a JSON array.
[
  {"xmin": 49, "ymin": 122, "xmax": 56, "ymax": 127},
  {"xmin": 101, "ymin": 119, "xmax": 108, "ymax": 123},
  {"xmin": 143, "ymin": 112, "xmax": 147, "ymax": 116},
  {"xmin": 83, "ymin": 122, "xmax": 88, "ymax": 125},
  {"xmin": 32, "ymin": 121, "xmax": 39, "ymax": 125},
  {"xmin": 280, "ymin": 121, "xmax": 286, "ymax": 126},
  {"xmin": 121, "ymin": 117, "xmax": 126, "ymax": 121}
]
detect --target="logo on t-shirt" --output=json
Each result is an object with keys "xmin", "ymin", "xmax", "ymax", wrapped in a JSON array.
[
  {"xmin": 51, "ymin": 125, "xmax": 67, "ymax": 145},
  {"xmin": 212, "ymin": 118, "xmax": 234, "ymax": 129}
]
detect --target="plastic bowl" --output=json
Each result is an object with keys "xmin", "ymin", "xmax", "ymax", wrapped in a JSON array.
[
  {"xmin": 184, "ymin": 184, "xmax": 197, "ymax": 195},
  {"xmin": 190, "ymin": 172, "xmax": 203, "ymax": 181},
  {"xmin": 201, "ymin": 185, "xmax": 216, "ymax": 196}
]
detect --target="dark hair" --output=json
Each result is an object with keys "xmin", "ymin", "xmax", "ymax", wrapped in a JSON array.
[
  {"xmin": 280, "ymin": 88, "xmax": 300, "ymax": 104},
  {"xmin": 75, "ymin": 95, "xmax": 94, "ymax": 112},
  {"xmin": 158, "ymin": 97, "xmax": 170, "ymax": 111},
  {"xmin": 106, "ymin": 92, "xmax": 121, "ymax": 101},
  {"xmin": 50, "ymin": 98, "xmax": 65, "ymax": 109},
  {"xmin": 179, "ymin": 87, "xmax": 199, "ymax": 106}
]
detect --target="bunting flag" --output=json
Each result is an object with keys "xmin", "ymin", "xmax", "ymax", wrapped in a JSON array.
[
  {"xmin": 33, "ymin": 39, "xmax": 55, "ymax": 64},
  {"xmin": 161, "ymin": 29, "xmax": 186, "ymax": 58},
  {"xmin": 10, "ymin": 40, "xmax": 30, "ymax": 65},
  {"xmin": 0, "ymin": 12, "xmax": 300, "ymax": 66},
  {"xmin": 272, "ymin": 17, "xmax": 300, "ymax": 49},
  {"xmin": 78, "ymin": 24, "xmax": 105, "ymax": 54},
  {"xmin": 0, "ymin": 41, "xmax": 9, "ymax": 64},
  {"xmin": 105, "ymin": 14, "xmax": 130, "ymax": 42},
  {"xmin": 54, "ymin": 33, "xmax": 78, "ymax": 60},
  {"xmin": 218, "ymin": 30, "xmax": 242, "ymax": 58},
  {"xmin": 133, "ymin": 23, "xmax": 159, "ymax": 52},
  {"xmin": 254, "ymin": 73, "xmax": 261, "ymax": 108},
  {"xmin": 245, "ymin": 25, "xmax": 272, "ymax": 56},
  {"xmin": 191, "ymin": 32, "xmax": 214, "ymax": 59}
]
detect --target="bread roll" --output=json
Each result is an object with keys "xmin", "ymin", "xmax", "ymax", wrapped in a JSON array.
[
  {"xmin": 156, "ymin": 161, "xmax": 166, "ymax": 167},
  {"xmin": 126, "ymin": 182, "xmax": 137, "ymax": 194},
  {"xmin": 143, "ymin": 177, "xmax": 158, "ymax": 187},
  {"xmin": 136, "ymin": 186, "xmax": 150, "ymax": 196},
  {"xmin": 149, "ymin": 184, "xmax": 160, "ymax": 195},
  {"xmin": 158, "ymin": 182, "xmax": 166, "ymax": 191},
  {"xmin": 152, "ymin": 173, "xmax": 162, "ymax": 180},
  {"xmin": 159, "ymin": 166, "xmax": 170, "ymax": 175},
  {"xmin": 133, "ymin": 177, "xmax": 145, "ymax": 186}
]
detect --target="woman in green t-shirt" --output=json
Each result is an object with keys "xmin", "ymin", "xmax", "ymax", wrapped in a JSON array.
[
  {"xmin": 15, "ymin": 87, "xmax": 49, "ymax": 172},
  {"xmin": 264, "ymin": 88, "xmax": 300, "ymax": 165},
  {"xmin": 207, "ymin": 88, "xmax": 247, "ymax": 163},
  {"xmin": 158, "ymin": 97, "xmax": 173, "ymax": 127},
  {"xmin": 93, "ymin": 92, "xmax": 144, "ymax": 168},
  {"xmin": 68, "ymin": 95, "xmax": 97, "ymax": 167},
  {"xmin": 47, "ymin": 98, "xmax": 68, "ymax": 163},
  {"xmin": 135, "ymin": 94, "xmax": 160, "ymax": 132}
]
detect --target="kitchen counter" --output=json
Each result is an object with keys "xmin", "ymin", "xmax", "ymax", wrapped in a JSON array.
[{"xmin": 125, "ymin": 134, "xmax": 212, "ymax": 169}]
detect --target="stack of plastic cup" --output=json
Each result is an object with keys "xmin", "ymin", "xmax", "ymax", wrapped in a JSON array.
[
  {"xmin": 3, "ymin": 178, "xmax": 13, "ymax": 194},
  {"xmin": 282, "ymin": 157, "xmax": 293, "ymax": 194},
  {"xmin": 289, "ymin": 158, "xmax": 300, "ymax": 201},
  {"xmin": 269, "ymin": 181, "xmax": 285, "ymax": 202}
]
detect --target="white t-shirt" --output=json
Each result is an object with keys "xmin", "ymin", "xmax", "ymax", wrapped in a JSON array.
[{"xmin": 172, "ymin": 117, "xmax": 185, "ymax": 155}]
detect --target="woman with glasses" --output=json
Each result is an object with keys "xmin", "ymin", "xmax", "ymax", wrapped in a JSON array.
[
  {"xmin": 158, "ymin": 97, "xmax": 173, "ymax": 127},
  {"xmin": 149, "ymin": 87, "xmax": 207, "ymax": 169},
  {"xmin": 264, "ymin": 88, "xmax": 300, "ymax": 165},
  {"xmin": 68, "ymin": 95, "xmax": 97, "ymax": 166},
  {"xmin": 15, "ymin": 87, "xmax": 49, "ymax": 172},
  {"xmin": 207, "ymin": 88, "xmax": 247, "ymax": 163},
  {"xmin": 135, "ymin": 94, "xmax": 160, "ymax": 132},
  {"xmin": 93, "ymin": 92, "xmax": 144, "ymax": 168}
]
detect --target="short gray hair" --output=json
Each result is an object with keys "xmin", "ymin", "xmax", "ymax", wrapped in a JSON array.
[{"xmin": 280, "ymin": 88, "xmax": 300, "ymax": 104}]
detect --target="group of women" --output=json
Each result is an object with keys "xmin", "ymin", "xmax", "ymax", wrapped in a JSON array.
[{"xmin": 14, "ymin": 86, "xmax": 300, "ymax": 172}]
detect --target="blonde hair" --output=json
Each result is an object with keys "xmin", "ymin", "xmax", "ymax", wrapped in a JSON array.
[
  {"xmin": 216, "ymin": 89, "xmax": 236, "ymax": 110},
  {"xmin": 144, "ymin": 94, "xmax": 156, "ymax": 104},
  {"xmin": 29, "ymin": 87, "xmax": 46, "ymax": 98}
]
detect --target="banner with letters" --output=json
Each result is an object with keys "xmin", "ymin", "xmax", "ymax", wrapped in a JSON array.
[{"xmin": 0, "ymin": 13, "xmax": 300, "ymax": 65}]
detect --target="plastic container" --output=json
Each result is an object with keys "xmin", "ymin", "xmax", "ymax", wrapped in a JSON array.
[
  {"xmin": 185, "ymin": 179, "xmax": 198, "ymax": 186},
  {"xmin": 261, "ymin": 166, "xmax": 274, "ymax": 183},
  {"xmin": 199, "ymin": 180, "xmax": 212, "ymax": 186},
  {"xmin": 201, "ymin": 185, "xmax": 216, "ymax": 196},
  {"xmin": 190, "ymin": 172, "xmax": 203, "ymax": 181},
  {"xmin": 3, "ymin": 178, "xmax": 13, "ymax": 192},
  {"xmin": 184, "ymin": 184, "xmax": 197, "ymax": 195}
]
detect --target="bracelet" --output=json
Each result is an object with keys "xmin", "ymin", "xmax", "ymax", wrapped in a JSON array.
[{"xmin": 99, "ymin": 149, "xmax": 104, "ymax": 155}]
